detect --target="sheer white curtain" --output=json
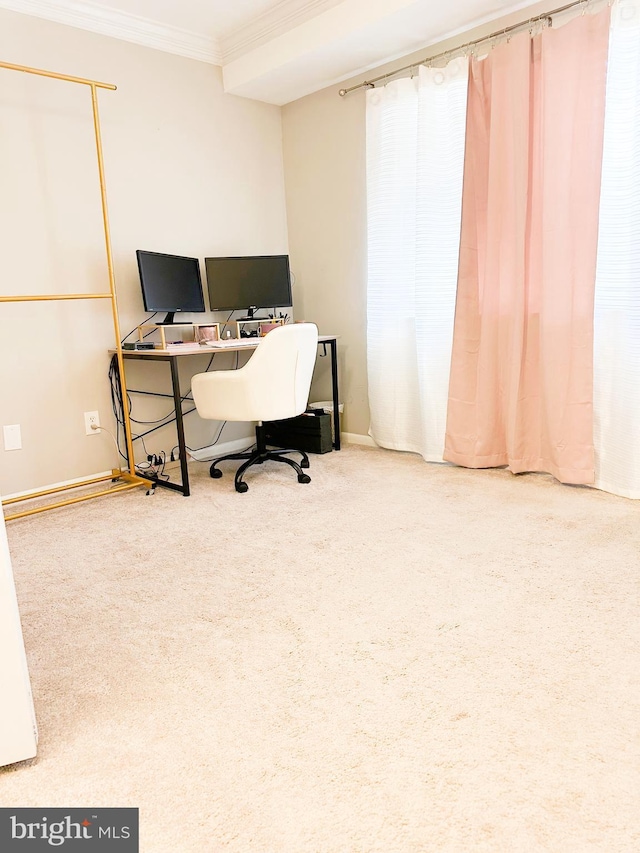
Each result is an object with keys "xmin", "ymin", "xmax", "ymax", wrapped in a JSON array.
[
  {"xmin": 366, "ymin": 61, "xmax": 467, "ymax": 460},
  {"xmin": 594, "ymin": 0, "xmax": 640, "ymax": 498}
]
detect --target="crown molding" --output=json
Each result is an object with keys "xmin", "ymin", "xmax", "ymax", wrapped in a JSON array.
[
  {"xmin": 0, "ymin": 0, "xmax": 223, "ymax": 65},
  {"xmin": 220, "ymin": 0, "xmax": 342, "ymax": 63}
]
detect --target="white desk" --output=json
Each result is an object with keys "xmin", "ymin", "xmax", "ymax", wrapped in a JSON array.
[{"xmin": 116, "ymin": 335, "xmax": 340, "ymax": 496}]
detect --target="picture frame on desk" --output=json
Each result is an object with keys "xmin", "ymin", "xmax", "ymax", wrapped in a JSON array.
[{"xmin": 193, "ymin": 324, "xmax": 220, "ymax": 344}]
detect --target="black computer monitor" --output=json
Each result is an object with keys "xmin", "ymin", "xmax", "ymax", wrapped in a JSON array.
[
  {"xmin": 136, "ymin": 250, "xmax": 206, "ymax": 325},
  {"xmin": 205, "ymin": 255, "xmax": 292, "ymax": 319}
]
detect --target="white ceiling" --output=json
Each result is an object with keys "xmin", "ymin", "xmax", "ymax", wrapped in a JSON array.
[{"xmin": 1, "ymin": 0, "xmax": 546, "ymax": 104}]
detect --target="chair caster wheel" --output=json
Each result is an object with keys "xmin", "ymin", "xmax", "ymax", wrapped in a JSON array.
[
  {"xmin": 209, "ymin": 467, "xmax": 223, "ymax": 479},
  {"xmin": 146, "ymin": 489, "xmax": 155, "ymax": 496},
  {"xmin": 298, "ymin": 474, "xmax": 311, "ymax": 484},
  {"xmin": 301, "ymin": 459, "xmax": 310, "ymax": 469},
  {"xmin": 235, "ymin": 481, "xmax": 249, "ymax": 493}
]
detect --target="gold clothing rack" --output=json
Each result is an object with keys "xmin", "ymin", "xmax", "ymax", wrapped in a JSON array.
[{"xmin": 0, "ymin": 60, "xmax": 152, "ymax": 520}]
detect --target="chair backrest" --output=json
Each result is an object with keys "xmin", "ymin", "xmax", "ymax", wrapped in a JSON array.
[
  {"xmin": 191, "ymin": 323, "xmax": 319, "ymax": 423},
  {"xmin": 244, "ymin": 322, "xmax": 318, "ymax": 421}
]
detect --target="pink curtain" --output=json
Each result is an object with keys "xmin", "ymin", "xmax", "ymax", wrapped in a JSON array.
[{"xmin": 444, "ymin": 9, "xmax": 611, "ymax": 485}]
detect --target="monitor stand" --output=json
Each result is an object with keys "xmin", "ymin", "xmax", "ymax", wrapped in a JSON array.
[
  {"xmin": 156, "ymin": 312, "xmax": 178, "ymax": 325},
  {"xmin": 238, "ymin": 306, "xmax": 268, "ymax": 322}
]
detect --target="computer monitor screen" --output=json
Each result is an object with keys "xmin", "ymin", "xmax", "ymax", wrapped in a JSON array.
[
  {"xmin": 205, "ymin": 255, "xmax": 292, "ymax": 316},
  {"xmin": 136, "ymin": 250, "xmax": 205, "ymax": 324}
]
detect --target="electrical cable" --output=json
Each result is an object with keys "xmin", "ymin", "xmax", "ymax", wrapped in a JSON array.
[
  {"xmin": 120, "ymin": 312, "xmax": 159, "ymax": 344},
  {"xmin": 89, "ymin": 424, "xmax": 122, "ymax": 467},
  {"xmin": 171, "ymin": 418, "xmax": 229, "ymax": 458},
  {"xmin": 108, "ymin": 328, "xmax": 240, "ymax": 470},
  {"xmin": 99, "ymin": 372, "xmax": 163, "ymax": 478},
  {"xmin": 129, "ymin": 409, "xmax": 190, "ymax": 426},
  {"xmin": 109, "ymin": 353, "xmax": 188, "ymax": 447},
  {"xmin": 108, "ymin": 355, "xmax": 129, "ymax": 461},
  {"xmin": 158, "ymin": 450, "xmax": 169, "ymax": 480},
  {"xmin": 139, "ymin": 450, "xmax": 170, "ymax": 482},
  {"xmin": 137, "ymin": 430, "xmax": 153, "ymax": 461}
]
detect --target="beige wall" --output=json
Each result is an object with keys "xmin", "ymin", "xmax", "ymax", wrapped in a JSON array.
[
  {"xmin": 0, "ymin": 9, "xmax": 288, "ymax": 495},
  {"xmin": 281, "ymin": 0, "xmax": 558, "ymax": 439},
  {"xmin": 282, "ymin": 86, "xmax": 368, "ymax": 436}
]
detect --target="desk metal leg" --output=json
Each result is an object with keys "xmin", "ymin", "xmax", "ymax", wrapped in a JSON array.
[
  {"xmin": 169, "ymin": 356, "xmax": 190, "ymax": 496},
  {"xmin": 120, "ymin": 353, "xmax": 191, "ymax": 497},
  {"xmin": 328, "ymin": 338, "xmax": 341, "ymax": 451}
]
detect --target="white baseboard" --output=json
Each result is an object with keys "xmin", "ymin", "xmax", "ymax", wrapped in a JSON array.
[
  {"xmin": 342, "ymin": 433, "xmax": 378, "ymax": 448},
  {"xmin": 3, "ymin": 471, "xmax": 117, "ymax": 502},
  {"xmin": 3, "ymin": 468, "xmax": 121, "ymax": 500},
  {"xmin": 186, "ymin": 437, "xmax": 254, "ymax": 462}
]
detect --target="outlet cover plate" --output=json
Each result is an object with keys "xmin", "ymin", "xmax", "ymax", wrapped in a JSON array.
[
  {"xmin": 84, "ymin": 411, "xmax": 100, "ymax": 435},
  {"xmin": 3, "ymin": 424, "xmax": 22, "ymax": 451}
]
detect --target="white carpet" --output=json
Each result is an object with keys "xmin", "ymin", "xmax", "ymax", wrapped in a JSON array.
[{"xmin": 2, "ymin": 445, "xmax": 639, "ymax": 852}]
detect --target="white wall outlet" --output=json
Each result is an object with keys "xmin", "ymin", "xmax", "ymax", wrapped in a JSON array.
[
  {"xmin": 84, "ymin": 411, "xmax": 100, "ymax": 435},
  {"xmin": 3, "ymin": 424, "xmax": 22, "ymax": 451}
]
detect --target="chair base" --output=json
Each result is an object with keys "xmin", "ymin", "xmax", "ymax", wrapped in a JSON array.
[{"xmin": 208, "ymin": 425, "xmax": 311, "ymax": 492}]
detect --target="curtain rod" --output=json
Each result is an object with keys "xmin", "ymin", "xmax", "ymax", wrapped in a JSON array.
[{"xmin": 338, "ymin": 0, "xmax": 600, "ymax": 96}]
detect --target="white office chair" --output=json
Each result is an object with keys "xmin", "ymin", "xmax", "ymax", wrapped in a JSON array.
[{"xmin": 191, "ymin": 323, "xmax": 319, "ymax": 492}]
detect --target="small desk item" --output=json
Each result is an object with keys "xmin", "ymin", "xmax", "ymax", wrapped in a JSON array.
[
  {"xmin": 115, "ymin": 335, "xmax": 340, "ymax": 497},
  {"xmin": 235, "ymin": 317, "xmax": 284, "ymax": 339}
]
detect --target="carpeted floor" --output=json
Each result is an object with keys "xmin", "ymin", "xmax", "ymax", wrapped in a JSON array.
[{"xmin": 1, "ymin": 445, "xmax": 639, "ymax": 852}]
